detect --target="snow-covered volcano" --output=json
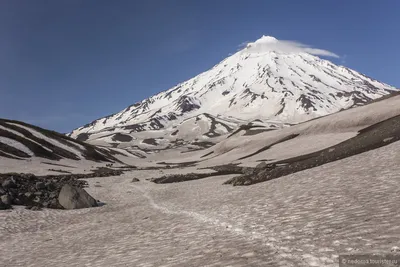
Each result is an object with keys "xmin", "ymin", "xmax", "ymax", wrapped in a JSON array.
[{"xmin": 69, "ymin": 36, "xmax": 397, "ymax": 149}]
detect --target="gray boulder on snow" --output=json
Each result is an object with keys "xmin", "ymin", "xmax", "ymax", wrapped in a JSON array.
[
  {"xmin": 1, "ymin": 194, "xmax": 13, "ymax": 206},
  {"xmin": 58, "ymin": 184, "xmax": 98, "ymax": 209}
]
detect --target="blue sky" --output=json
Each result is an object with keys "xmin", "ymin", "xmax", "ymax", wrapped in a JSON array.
[{"xmin": 0, "ymin": 0, "xmax": 399, "ymax": 133}]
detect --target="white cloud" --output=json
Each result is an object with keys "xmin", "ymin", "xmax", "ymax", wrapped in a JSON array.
[{"xmin": 240, "ymin": 36, "xmax": 339, "ymax": 58}]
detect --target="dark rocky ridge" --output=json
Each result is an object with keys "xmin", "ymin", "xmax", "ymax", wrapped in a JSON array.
[
  {"xmin": 151, "ymin": 168, "xmax": 242, "ymax": 184},
  {"xmin": 149, "ymin": 163, "xmax": 244, "ymax": 184}
]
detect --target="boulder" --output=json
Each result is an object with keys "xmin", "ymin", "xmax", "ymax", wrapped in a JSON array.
[
  {"xmin": 2, "ymin": 178, "xmax": 16, "ymax": 189},
  {"xmin": 0, "ymin": 186, "xmax": 6, "ymax": 196},
  {"xmin": 7, "ymin": 188, "xmax": 18, "ymax": 198},
  {"xmin": 243, "ymin": 167, "xmax": 255, "ymax": 175},
  {"xmin": 20, "ymin": 173, "xmax": 35, "ymax": 180},
  {"xmin": 131, "ymin": 178, "xmax": 140, "ymax": 182},
  {"xmin": 45, "ymin": 182, "xmax": 56, "ymax": 191},
  {"xmin": 13, "ymin": 198, "xmax": 23, "ymax": 205},
  {"xmin": 0, "ymin": 200, "xmax": 10, "ymax": 210},
  {"xmin": 24, "ymin": 192, "xmax": 34, "ymax": 199},
  {"xmin": 36, "ymin": 182, "xmax": 46, "ymax": 190},
  {"xmin": 58, "ymin": 184, "xmax": 98, "ymax": 209},
  {"xmin": 1, "ymin": 194, "xmax": 13, "ymax": 206},
  {"xmin": 255, "ymin": 162, "xmax": 268, "ymax": 169}
]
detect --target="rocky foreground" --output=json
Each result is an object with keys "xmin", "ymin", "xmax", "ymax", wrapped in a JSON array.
[{"xmin": 0, "ymin": 168, "xmax": 124, "ymax": 210}]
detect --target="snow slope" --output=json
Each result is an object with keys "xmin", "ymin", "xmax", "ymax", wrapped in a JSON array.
[
  {"xmin": 1, "ymin": 140, "xmax": 399, "ymax": 266},
  {"xmin": 140, "ymin": 93, "xmax": 400, "ymax": 168},
  {"xmin": 69, "ymin": 36, "xmax": 397, "ymax": 150}
]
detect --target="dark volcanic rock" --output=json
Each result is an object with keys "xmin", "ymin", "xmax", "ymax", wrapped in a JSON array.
[
  {"xmin": 0, "ymin": 200, "xmax": 10, "ymax": 210},
  {"xmin": 208, "ymin": 164, "xmax": 245, "ymax": 174},
  {"xmin": 131, "ymin": 178, "xmax": 140, "ymax": 182},
  {"xmin": 151, "ymin": 173, "xmax": 216, "ymax": 184},
  {"xmin": 150, "ymin": 160, "xmax": 300, "ymax": 185},
  {"xmin": 176, "ymin": 96, "xmax": 201, "ymax": 113},
  {"xmin": 151, "ymin": 165, "xmax": 243, "ymax": 184},
  {"xmin": 36, "ymin": 182, "xmax": 46, "ymax": 190},
  {"xmin": 12, "ymin": 197, "xmax": 23, "ymax": 205},
  {"xmin": 2, "ymin": 178, "xmax": 17, "ymax": 189},
  {"xmin": 242, "ymin": 167, "xmax": 255, "ymax": 175},
  {"xmin": 0, "ymin": 186, "xmax": 6, "ymax": 195},
  {"xmin": 24, "ymin": 192, "xmax": 34, "ymax": 199},
  {"xmin": 142, "ymin": 138, "xmax": 158, "ymax": 146},
  {"xmin": 1, "ymin": 194, "xmax": 13, "ymax": 205},
  {"xmin": 58, "ymin": 184, "xmax": 98, "ymax": 209},
  {"xmin": 46, "ymin": 182, "xmax": 56, "ymax": 191},
  {"xmin": 76, "ymin": 133, "xmax": 90, "ymax": 142},
  {"xmin": 112, "ymin": 133, "xmax": 133, "ymax": 142},
  {"xmin": 255, "ymin": 162, "xmax": 268, "ymax": 169}
]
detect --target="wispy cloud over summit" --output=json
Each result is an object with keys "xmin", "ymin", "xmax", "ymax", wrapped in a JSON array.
[{"xmin": 240, "ymin": 36, "xmax": 339, "ymax": 58}]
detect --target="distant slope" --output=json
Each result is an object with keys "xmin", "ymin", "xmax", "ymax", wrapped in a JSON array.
[
  {"xmin": 0, "ymin": 119, "xmax": 123, "ymax": 162},
  {"xmin": 145, "ymin": 93, "xmax": 400, "ymax": 185},
  {"xmin": 197, "ymin": 93, "xmax": 400, "ymax": 167}
]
